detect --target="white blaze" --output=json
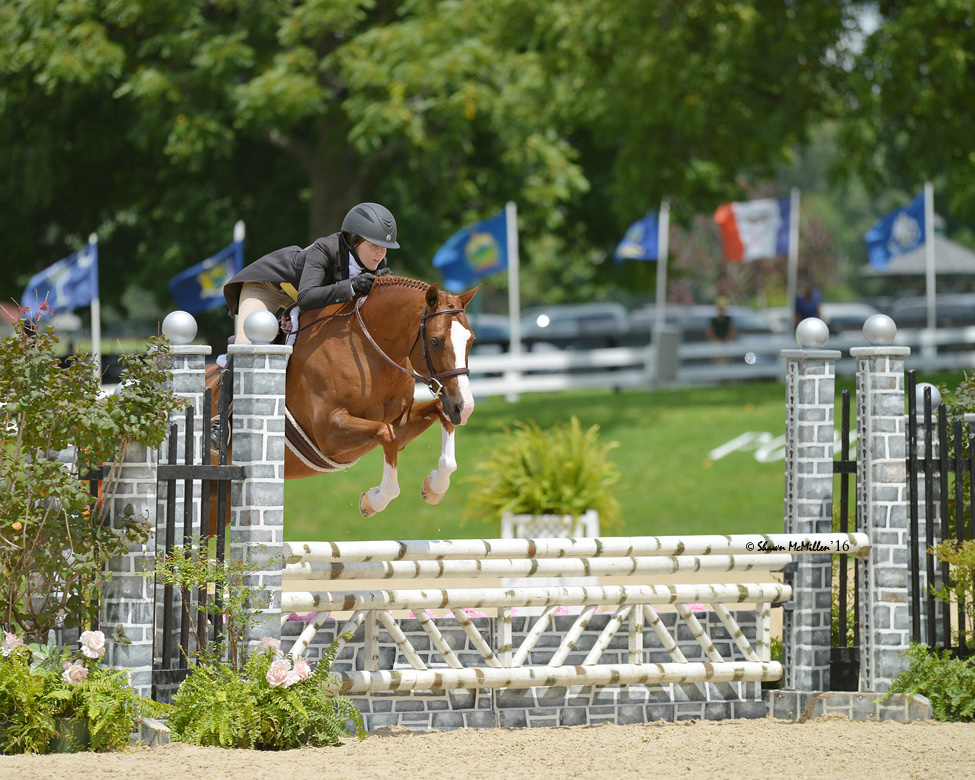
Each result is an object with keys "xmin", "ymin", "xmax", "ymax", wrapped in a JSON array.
[{"xmin": 450, "ymin": 320, "xmax": 475, "ymax": 424}]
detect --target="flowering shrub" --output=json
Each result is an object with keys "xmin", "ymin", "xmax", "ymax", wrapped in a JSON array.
[
  {"xmin": 167, "ymin": 637, "xmax": 364, "ymax": 749},
  {"xmin": 0, "ymin": 629, "xmax": 163, "ymax": 753},
  {"xmin": 0, "ymin": 309, "xmax": 185, "ymax": 639}
]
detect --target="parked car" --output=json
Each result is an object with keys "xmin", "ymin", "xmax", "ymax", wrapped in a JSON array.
[
  {"xmin": 819, "ymin": 302, "xmax": 882, "ymax": 334},
  {"xmin": 519, "ymin": 302, "xmax": 629, "ymax": 349},
  {"xmin": 629, "ymin": 304, "xmax": 776, "ymax": 342},
  {"xmin": 888, "ymin": 293, "xmax": 975, "ymax": 330},
  {"xmin": 468, "ymin": 313, "xmax": 511, "ymax": 356}
]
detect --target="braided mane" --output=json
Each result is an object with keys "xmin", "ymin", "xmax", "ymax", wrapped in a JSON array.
[
  {"xmin": 374, "ymin": 274, "xmax": 454, "ymax": 305},
  {"xmin": 375, "ymin": 275, "xmax": 430, "ymax": 292}
]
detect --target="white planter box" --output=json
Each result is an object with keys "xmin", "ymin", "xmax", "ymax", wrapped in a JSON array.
[{"xmin": 500, "ymin": 509, "xmax": 600, "ymax": 539}]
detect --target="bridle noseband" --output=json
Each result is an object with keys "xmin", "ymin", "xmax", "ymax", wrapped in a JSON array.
[{"xmin": 354, "ymin": 297, "xmax": 470, "ymax": 398}]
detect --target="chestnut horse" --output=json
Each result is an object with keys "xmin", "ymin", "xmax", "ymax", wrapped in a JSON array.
[{"xmin": 207, "ymin": 276, "xmax": 478, "ymax": 517}]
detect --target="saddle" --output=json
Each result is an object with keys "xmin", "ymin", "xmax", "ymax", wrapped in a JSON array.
[{"xmin": 271, "ymin": 304, "xmax": 299, "ymax": 346}]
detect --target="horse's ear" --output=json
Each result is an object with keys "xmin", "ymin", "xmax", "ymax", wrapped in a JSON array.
[
  {"xmin": 425, "ymin": 284, "xmax": 440, "ymax": 309},
  {"xmin": 458, "ymin": 285, "xmax": 480, "ymax": 308}
]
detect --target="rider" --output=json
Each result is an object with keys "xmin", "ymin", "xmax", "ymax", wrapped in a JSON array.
[{"xmin": 223, "ymin": 202, "xmax": 400, "ymax": 345}]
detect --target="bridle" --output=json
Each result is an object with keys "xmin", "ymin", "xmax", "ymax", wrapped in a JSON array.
[{"xmin": 354, "ymin": 296, "xmax": 470, "ymax": 398}]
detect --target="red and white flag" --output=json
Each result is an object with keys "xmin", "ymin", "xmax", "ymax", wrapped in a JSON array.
[{"xmin": 713, "ymin": 197, "xmax": 790, "ymax": 262}]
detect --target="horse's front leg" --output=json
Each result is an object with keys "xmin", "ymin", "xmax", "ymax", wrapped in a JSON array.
[
  {"xmin": 421, "ymin": 421, "xmax": 456, "ymax": 505},
  {"xmin": 359, "ymin": 446, "xmax": 400, "ymax": 518}
]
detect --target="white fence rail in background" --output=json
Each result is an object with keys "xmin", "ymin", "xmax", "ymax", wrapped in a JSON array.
[{"xmin": 443, "ymin": 326, "xmax": 975, "ymax": 398}]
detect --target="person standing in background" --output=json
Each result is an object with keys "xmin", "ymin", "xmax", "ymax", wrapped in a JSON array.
[
  {"xmin": 795, "ymin": 285, "xmax": 822, "ymax": 326},
  {"xmin": 707, "ymin": 297, "xmax": 737, "ymax": 346}
]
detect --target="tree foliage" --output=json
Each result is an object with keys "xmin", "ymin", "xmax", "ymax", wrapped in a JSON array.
[
  {"xmin": 2, "ymin": 1, "xmax": 960, "ymax": 320},
  {"xmin": 840, "ymin": 1, "xmax": 975, "ymax": 223}
]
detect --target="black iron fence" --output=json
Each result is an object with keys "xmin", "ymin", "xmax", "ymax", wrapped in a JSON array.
[
  {"xmin": 152, "ymin": 360, "xmax": 243, "ymax": 701},
  {"xmin": 831, "ymin": 388, "xmax": 860, "ymax": 690},
  {"xmin": 906, "ymin": 371, "xmax": 974, "ymax": 657}
]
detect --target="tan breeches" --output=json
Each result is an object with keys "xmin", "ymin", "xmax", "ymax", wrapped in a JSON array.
[{"xmin": 235, "ymin": 281, "xmax": 295, "ymax": 345}]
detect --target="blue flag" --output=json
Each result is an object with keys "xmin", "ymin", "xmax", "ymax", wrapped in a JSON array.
[
  {"xmin": 432, "ymin": 211, "xmax": 508, "ymax": 293},
  {"xmin": 614, "ymin": 212, "xmax": 659, "ymax": 262},
  {"xmin": 865, "ymin": 192, "xmax": 926, "ymax": 269},
  {"xmin": 21, "ymin": 241, "xmax": 99, "ymax": 317},
  {"xmin": 168, "ymin": 239, "xmax": 244, "ymax": 313}
]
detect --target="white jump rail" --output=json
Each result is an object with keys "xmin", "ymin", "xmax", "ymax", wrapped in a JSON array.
[{"xmin": 281, "ymin": 533, "xmax": 870, "ymax": 693}]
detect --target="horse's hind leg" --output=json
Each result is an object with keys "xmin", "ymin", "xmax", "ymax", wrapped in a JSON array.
[
  {"xmin": 421, "ymin": 423, "xmax": 456, "ymax": 505},
  {"xmin": 359, "ymin": 450, "xmax": 401, "ymax": 517}
]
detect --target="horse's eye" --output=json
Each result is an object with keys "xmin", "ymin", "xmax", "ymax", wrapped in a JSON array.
[{"xmin": 430, "ymin": 337, "xmax": 443, "ymax": 349}]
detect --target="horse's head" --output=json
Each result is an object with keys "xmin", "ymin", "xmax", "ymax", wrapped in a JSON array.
[{"xmin": 416, "ymin": 282, "xmax": 479, "ymax": 426}]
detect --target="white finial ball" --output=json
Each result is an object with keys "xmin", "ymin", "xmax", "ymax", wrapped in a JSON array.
[
  {"xmin": 161, "ymin": 311, "xmax": 198, "ymax": 345},
  {"xmin": 795, "ymin": 317, "xmax": 829, "ymax": 348},
  {"xmin": 863, "ymin": 313, "xmax": 897, "ymax": 346},
  {"xmin": 243, "ymin": 310, "xmax": 279, "ymax": 345},
  {"xmin": 915, "ymin": 382, "xmax": 942, "ymax": 412}
]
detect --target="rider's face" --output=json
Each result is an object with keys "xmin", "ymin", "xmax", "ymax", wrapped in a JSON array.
[{"xmin": 357, "ymin": 240, "xmax": 387, "ymax": 271}]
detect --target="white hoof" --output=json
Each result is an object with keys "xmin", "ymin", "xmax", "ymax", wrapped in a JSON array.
[{"xmin": 421, "ymin": 476, "xmax": 446, "ymax": 505}]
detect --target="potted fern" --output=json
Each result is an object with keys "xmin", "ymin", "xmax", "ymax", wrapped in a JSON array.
[{"xmin": 465, "ymin": 417, "xmax": 621, "ymax": 538}]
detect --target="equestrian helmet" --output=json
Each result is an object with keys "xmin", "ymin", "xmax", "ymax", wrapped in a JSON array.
[{"xmin": 342, "ymin": 202, "xmax": 400, "ymax": 249}]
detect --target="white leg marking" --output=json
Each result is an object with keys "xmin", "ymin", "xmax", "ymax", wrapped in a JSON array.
[
  {"xmin": 426, "ymin": 425, "xmax": 457, "ymax": 496},
  {"xmin": 362, "ymin": 457, "xmax": 400, "ymax": 515},
  {"xmin": 450, "ymin": 320, "xmax": 476, "ymax": 424}
]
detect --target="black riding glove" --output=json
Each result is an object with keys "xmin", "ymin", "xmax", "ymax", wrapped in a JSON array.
[
  {"xmin": 376, "ymin": 267, "xmax": 393, "ymax": 276},
  {"xmin": 352, "ymin": 273, "xmax": 375, "ymax": 296}
]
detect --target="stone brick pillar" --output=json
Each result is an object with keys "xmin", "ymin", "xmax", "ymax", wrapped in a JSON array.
[
  {"xmin": 781, "ymin": 336, "xmax": 840, "ymax": 693},
  {"xmin": 850, "ymin": 343, "xmax": 912, "ymax": 692},
  {"xmin": 227, "ymin": 324, "xmax": 291, "ymax": 648},
  {"xmin": 101, "ymin": 441, "xmax": 159, "ymax": 699},
  {"xmin": 166, "ymin": 342, "xmax": 211, "ymax": 466}
]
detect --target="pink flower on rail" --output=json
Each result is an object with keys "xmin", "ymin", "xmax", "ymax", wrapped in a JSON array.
[
  {"xmin": 2, "ymin": 631, "xmax": 24, "ymax": 656},
  {"xmin": 293, "ymin": 657, "xmax": 312, "ymax": 682},
  {"xmin": 266, "ymin": 658, "xmax": 299, "ymax": 688},
  {"xmin": 78, "ymin": 630, "xmax": 106, "ymax": 659},
  {"xmin": 259, "ymin": 636, "xmax": 284, "ymax": 657},
  {"xmin": 62, "ymin": 659, "xmax": 89, "ymax": 684}
]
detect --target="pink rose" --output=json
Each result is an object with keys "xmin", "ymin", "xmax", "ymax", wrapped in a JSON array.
[
  {"xmin": 259, "ymin": 636, "xmax": 284, "ymax": 656},
  {"xmin": 79, "ymin": 630, "xmax": 106, "ymax": 659},
  {"xmin": 62, "ymin": 660, "xmax": 89, "ymax": 684},
  {"xmin": 2, "ymin": 631, "xmax": 24, "ymax": 656},
  {"xmin": 293, "ymin": 657, "xmax": 312, "ymax": 682},
  {"xmin": 266, "ymin": 658, "xmax": 299, "ymax": 688}
]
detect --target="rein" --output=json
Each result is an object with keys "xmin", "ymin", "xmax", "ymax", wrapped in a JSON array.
[{"xmin": 354, "ymin": 297, "xmax": 470, "ymax": 398}]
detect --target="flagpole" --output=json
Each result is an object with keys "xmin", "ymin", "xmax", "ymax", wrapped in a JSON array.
[
  {"xmin": 653, "ymin": 200, "xmax": 670, "ymax": 387},
  {"xmin": 786, "ymin": 188, "xmax": 800, "ymax": 331},
  {"xmin": 505, "ymin": 201, "xmax": 521, "ymax": 401},
  {"xmin": 89, "ymin": 234, "xmax": 102, "ymax": 385},
  {"xmin": 924, "ymin": 181, "xmax": 936, "ymax": 336},
  {"xmin": 232, "ymin": 221, "xmax": 246, "ymax": 342}
]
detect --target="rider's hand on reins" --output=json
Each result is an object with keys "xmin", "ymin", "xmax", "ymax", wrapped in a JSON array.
[{"xmin": 352, "ymin": 273, "xmax": 375, "ymax": 296}]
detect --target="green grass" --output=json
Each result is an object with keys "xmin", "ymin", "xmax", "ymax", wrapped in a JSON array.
[
  {"xmin": 285, "ymin": 380, "xmax": 789, "ymax": 542},
  {"xmin": 283, "ymin": 371, "xmax": 971, "ymax": 543}
]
